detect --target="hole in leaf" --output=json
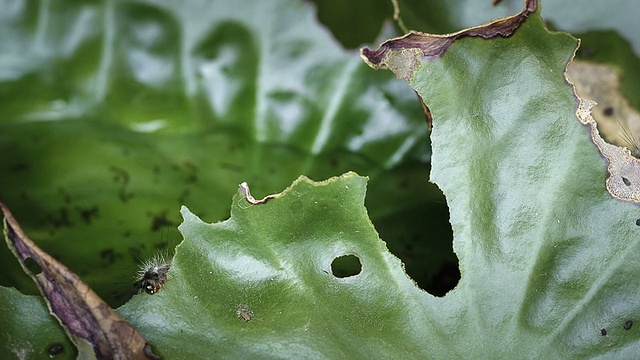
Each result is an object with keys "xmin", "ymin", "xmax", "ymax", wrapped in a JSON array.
[
  {"xmin": 24, "ymin": 257, "xmax": 42, "ymax": 275},
  {"xmin": 636, "ymin": 219, "xmax": 640, "ymax": 226},
  {"xmin": 624, "ymin": 320, "xmax": 633, "ymax": 330},
  {"xmin": 331, "ymin": 254, "xmax": 362, "ymax": 278},
  {"xmin": 622, "ymin": 177, "xmax": 631, "ymax": 186},
  {"xmin": 603, "ymin": 107, "xmax": 614, "ymax": 116},
  {"xmin": 600, "ymin": 328, "xmax": 607, "ymax": 336},
  {"xmin": 372, "ymin": 174, "xmax": 458, "ymax": 296}
]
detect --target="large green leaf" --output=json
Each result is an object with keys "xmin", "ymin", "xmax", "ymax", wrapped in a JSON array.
[
  {"xmin": 114, "ymin": 4, "xmax": 639, "ymax": 359},
  {"xmin": 0, "ymin": 0, "xmax": 447, "ymax": 308},
  {"xmin": 361, "ymin": 2, "xmax": 640, "ymax": 358}
]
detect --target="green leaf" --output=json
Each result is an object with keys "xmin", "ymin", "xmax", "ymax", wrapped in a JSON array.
[
  {"xmin": 0, "ymin": 0, "xmax": 443, "ymax": 307},
  {"xmin": 120, "ymin": 3, "xmax": 640, "ymax": 358},
  {"xmin": 120, "ymin": 173, "xmax": 441, "ymax": 358},
  {"xmin": 362, "ymin": 2, "xmax": 640, "ymax": 357},
  {"xmin": 0, "ymin": 287, "xmax": 75, "ymax": 360}
]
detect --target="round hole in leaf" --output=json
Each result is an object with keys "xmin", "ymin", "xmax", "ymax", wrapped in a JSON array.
[
  {"xmin": 24, "ymin": 257, "xmax": 42, "ymax": 275},
  {"xmin": 624, "ymin": 320, "xmax": 633, "ymax": 330},
  {"xmin": 331, "ymin": 254, "xmax": 362, "ymax": 278},
  {"xmin": 636, "ymin": 219, "xmax": 640, "ymax": 226},
  {"xmin": 622, "ymin": 177, "xmax": 631, "ymax": 186}
]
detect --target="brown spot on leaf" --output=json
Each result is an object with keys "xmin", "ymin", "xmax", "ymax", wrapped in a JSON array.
[
  {"xmin": 576, "ymin": 100, "xmax": 640, "ymax": 203},
  {"xmin": 236, "ymin": 305, "xmax": 253, "ymax": 322},
  {"xmin": 417, "ymin": 91, "xmax": 433, "ymax": 130}
]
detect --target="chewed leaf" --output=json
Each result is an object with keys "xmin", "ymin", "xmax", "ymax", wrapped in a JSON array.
[
  {"xmin": 360, "ymin": 0, "xmax": 536, "ymax": 81},
  {"xmin": 360, "ymin": 0, "xmax": 640, "ymax": 358},
  {"xmin": 576, "ymin": 99, "xmax": 640, "ymax": 202},
  {"xmin": 1, "ymin": 203, "xmax": 159, "ymax": 359},
  {"xmin": 118, "ymin": 173, "xmax": 439, "ymax": 358}
]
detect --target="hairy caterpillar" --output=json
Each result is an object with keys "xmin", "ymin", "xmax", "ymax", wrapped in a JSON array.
[{"xmin": 135, "ymin": 253, "xmax": 172, "ymax": 295}]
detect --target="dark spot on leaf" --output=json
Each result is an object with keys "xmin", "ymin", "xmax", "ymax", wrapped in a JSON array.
[
  {"xmin": 636, "ymin": 219, "xmax": 640, "ymax": 226},
  {"xmin": 57, "ymin": 208, "xmax": 71, "ymax": 227},
  {"xmin": 148, "ymin": 211, "xmax": 176, "ymax": 232},
  {"xmin": 186, "ymin": 174, "xmax": 198, "ymax": 184},
  {"xmin": 77, "ymin": 206, "xmax": 99, "ymax": 225},
  {"xmin": 24, "ymin": 257, "xmax": 42, "ymax": 275},
  {"xmin": 331, "ymin": 254, "xmax": 362, "ymax": 278},
  {"xmin": 100, "ymin": 249, "xmax": 118, "ymax": 267},
  {"xmin": 171, "ymin": 161, "xmax": 199, "ymax": 183},
  {"xmin": 123, "ymin": 230, "xmax": 132, "ymax": 238},
  {"xmin": 624, "ymin": 320, "xmax": 633, "ymax": 330},
  {"xmin": 603, "ymin": 107, "xmax": 614, "ymax": 116},
  {"xmin": 47, "ymin": 343, "xmax": 64, "ymax": 356},
  {"xmin": 622, "ymin": 177, "xmax": 631, "ymax": 186},
  {"xmin": 600, "ymin": 328, "xmax": 607, "ymax": 336},
  {"xmin": 109, "ymin": 166, "xmax": 134, "ymax": 202}
]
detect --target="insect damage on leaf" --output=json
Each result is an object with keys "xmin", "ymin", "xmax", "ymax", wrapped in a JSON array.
[
  {"xmin": 361, "ymin": 0, "xmax": 538, "ymax": 81},
  {"xmin": 568, "ymin": 60, "xmax": 640, "ymax": 158},
  {"xmin": 576, "ymin": 99, "xmax": 640, "ymax": 203},
  {"xmin": 569, "ymin": 59, "xmax": 640, "ymax": 203}
]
